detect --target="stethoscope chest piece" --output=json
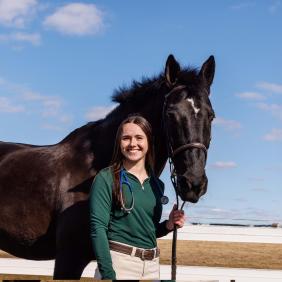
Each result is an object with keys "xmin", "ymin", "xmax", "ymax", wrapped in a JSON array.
[{"xmin": 161, "ymin": 195, "xmax": 169, "ymax": 205}]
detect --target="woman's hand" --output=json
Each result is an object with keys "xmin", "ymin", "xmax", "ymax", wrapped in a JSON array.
[{"xmin": 166, "ymin": 204, "xmax": 185, "ymax": 231}]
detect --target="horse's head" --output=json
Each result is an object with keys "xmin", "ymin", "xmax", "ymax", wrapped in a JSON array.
[{"xmin": 163, "ymin": 54, "xmax": 215, "ymax": 203}]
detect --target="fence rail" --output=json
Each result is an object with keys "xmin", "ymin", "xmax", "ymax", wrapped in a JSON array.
[{"xmin": 160, "ymin": 225, "xmax": 282, "ymax": 243}]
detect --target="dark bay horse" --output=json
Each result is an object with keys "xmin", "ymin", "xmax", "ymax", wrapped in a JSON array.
[{"xmin": 0, "ymin": 54, "xmax": 215, "ymax": 279}]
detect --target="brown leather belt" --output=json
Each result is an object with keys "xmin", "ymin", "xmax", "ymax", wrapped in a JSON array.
[{"xmin": 109, "ymin": 241, "xmax": 160, "ymax": 260}]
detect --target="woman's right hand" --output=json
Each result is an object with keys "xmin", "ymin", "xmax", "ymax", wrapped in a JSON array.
[{"xmin": 166, "ymin": 204, "xmax": 186, "ymax": 231}]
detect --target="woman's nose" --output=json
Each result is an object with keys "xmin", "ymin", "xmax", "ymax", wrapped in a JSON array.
[{"xmin": 130, "ymin": 138, "xmax": 137, "ymax": 146}]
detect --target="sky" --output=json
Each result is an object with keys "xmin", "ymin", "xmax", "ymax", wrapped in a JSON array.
[{"xmin": 0, "ymin": 0, "xmax": 281, "ymax": 225}]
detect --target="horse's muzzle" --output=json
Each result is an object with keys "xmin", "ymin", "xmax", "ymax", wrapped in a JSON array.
[{"xmin": 177, "ymin": 174, "xmax": 208, "ymax": 203}]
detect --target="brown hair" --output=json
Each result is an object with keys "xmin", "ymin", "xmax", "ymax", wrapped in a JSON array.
[{"xmin": 110, "ymin": 115, "xmax": 155, "ymax": 208}]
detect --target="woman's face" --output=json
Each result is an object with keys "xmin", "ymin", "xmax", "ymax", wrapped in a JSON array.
[{"xmin": 120, "ymin": 122, "xmax": 149, "ymax": 165}]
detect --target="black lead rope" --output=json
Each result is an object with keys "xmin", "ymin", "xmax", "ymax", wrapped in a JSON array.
[
  {"xmin": 169, "ymin": 157, "xmax": 186, "ymax": 281},
  {"xmin": 162, "ymin": 86, "xmax": 186, "ymax": 281}
]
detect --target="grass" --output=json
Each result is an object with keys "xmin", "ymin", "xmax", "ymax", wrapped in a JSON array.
[
  {"xmin": 158, "ymin": 239, "xmax": 282, "ymax": 269},
  {"xmin": 1, "ymin": 240, "xmax": 282, "ymax": 280}
]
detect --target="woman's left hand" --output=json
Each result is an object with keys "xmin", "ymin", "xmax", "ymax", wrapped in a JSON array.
[{"xmin": 166, "ymin": 204, "xmax": 186, "ymax": 231}]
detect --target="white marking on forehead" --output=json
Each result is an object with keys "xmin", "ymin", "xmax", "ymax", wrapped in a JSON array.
[{"xmin": 186, "ymin": 98, "xmax": 200, "ymax": 116}]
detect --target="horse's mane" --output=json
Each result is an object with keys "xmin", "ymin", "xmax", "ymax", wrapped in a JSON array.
[
  {"xmin": 112, "ymin": 67, "xmax": 199, "ymax": 104},
  {"xmin": 112, "ymin": 74, "xmax": 165, "ymax": 104}
]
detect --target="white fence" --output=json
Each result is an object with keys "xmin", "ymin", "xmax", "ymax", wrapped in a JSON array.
[
  {"xmin": 161, "ymin": 224, "xmax": 282, "ymax": 243},
  {"xmin": 1, "ymin": 258, "xmax": 282, "ymax": 282}
]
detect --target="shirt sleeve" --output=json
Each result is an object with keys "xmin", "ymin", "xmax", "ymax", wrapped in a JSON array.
[
  {"xmin": 89, "ymin": 172, "xmax": 116, "ymax": 279},
  {"xmin": 153, "ymin": 178, "xmax": 172, "ymax": 238},
  {"xmin": 156, "ymin": 220, "xmax": 171, "ymax": 238}
]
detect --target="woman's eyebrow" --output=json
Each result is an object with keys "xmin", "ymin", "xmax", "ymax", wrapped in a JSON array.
[{"xmin": 121, "ymin": 134, "xmax": 144, "ymax": 137}]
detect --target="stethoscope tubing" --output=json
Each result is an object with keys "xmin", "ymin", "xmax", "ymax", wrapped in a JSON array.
[{"xmin": 119, "ymin": 169, "xmax": 168, "ymax": 213}]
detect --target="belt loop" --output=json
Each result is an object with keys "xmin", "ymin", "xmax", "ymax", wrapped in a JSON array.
[
  {"xmin": 153, "ymin": 248, "xmax": 156, "ymax": 259},
  {"xmin": 130, "ymin": 246, "xmax": 136, "ymax": 257},
  {"xmin": 141, "ymin": 249, "xmax": 145, "ymax": 260}
]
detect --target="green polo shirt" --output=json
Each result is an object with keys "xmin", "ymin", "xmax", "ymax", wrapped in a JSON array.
[{"xmin": 89, "ymin": 166, "xmax": 170, "ymax": 279}]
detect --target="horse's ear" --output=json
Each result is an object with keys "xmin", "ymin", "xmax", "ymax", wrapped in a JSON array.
[
  {"xmin": 165, "ymin": 54, "xmax": 181, "ymax": 86},
  {"xmin": 199, "ymin": 55, "xmax": 215, "ymax": 89}
]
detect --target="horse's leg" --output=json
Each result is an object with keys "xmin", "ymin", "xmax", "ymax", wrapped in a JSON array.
[
  {"xmin": 53, "ymin": 248, "xmax": 91, "ymax": 279},
  {"xmin": 53, "ymin": 200, "xmax": 93, "ymax": 279}
]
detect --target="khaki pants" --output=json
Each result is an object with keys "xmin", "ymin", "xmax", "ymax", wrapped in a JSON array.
[{"xmin": 94, "ymin": 242, "xmax": 160, "ymax": 280}]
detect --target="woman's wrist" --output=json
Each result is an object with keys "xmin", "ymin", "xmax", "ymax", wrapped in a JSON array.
[{"xmin": 165, "ymin": 220, "xmax": 174, "ymax": 231}]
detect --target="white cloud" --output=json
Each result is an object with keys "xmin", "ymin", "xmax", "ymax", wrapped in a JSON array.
[
  {"xmin": 0, "ymin": 0, "xmax": 38, "ymax": 28},
  {"xmin": 59, "ymin": 115, "xmax": 73, "ymax": 124},
  {"xmin": 0, "ymin": 96, "xmax": 25, "ymax": 113},
  {"xmin": 12, "ymin": 32, "xmax": 41, "ymax": 45},
  {"xmin": 263, "ymin": 128, "xmax": 282, "ymax": 141},
  {"xmin": 230, "ymin": 2, "xmax": 255, "ymax": 10},
  {"xmin": 41, "ymin": 98, "xmax": 62, "ymax": 117},
  {"xmin": 0, "ymin": 78, "xmax": 71, "ymax": 126},
  {"xmin": 0, "ymin": 32, "xmax": 41, "ymax": 46},
  {"xmin": 236, "ymin": 91, "xmax": 265, "ymax": 101},
  {"xmin": 248, "ymin": 177, "xmax": 265, "ymax": 182},
  {"xmin": 256, "ymin": 81, "xmax": 282, "ymax": 94},
  {"xmin": 22, "ymin": 90, "xmax": 44, "ymax": 101},
  {"xmin": 85, "ymin": 105, "xmax": 115, "ymax": 121},
  {"xmin": 256, "ymin": 102, "xmax": 282, "ymax": 120},
  {"xmin": 43, "ymin": 3, "xmax": 104, "ymax": 36},
  {"xmin": 22, "ymin": 90, "xmax": 63, "ymax": 117},
  {"xmin": 41, "ymin": 123, "xmax": 63, "ymax": 131},
  {"xmin": 213, "ymin": 117, "xmax": 242, "ymax": 131},
  {"xmin": 210, "ymin": 161, "xmax": 237, "ymax": 169}
]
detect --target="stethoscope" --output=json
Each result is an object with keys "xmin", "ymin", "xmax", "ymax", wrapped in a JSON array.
[{"xmin": 119, "ymin": 169, "xmax": 169, "ymax": 214}]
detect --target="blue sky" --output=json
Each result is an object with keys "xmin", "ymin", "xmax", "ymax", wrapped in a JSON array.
[{"xmin": 0, "ymin": 0, "xmax": 281, "ymax": 225}]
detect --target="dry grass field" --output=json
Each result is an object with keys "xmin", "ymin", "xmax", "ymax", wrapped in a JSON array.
[
  {"xmin": 1, "ymin": 240, "xmax": 282, "ymax": 280},
  {"xmin": 158, "ymin": 239, "xmax": 282, "ymax": 269}
]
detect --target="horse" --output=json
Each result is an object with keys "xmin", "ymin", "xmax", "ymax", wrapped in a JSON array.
[{"xmin": 0, "ymin": 54, "xmax": 215, "ymax": 279}]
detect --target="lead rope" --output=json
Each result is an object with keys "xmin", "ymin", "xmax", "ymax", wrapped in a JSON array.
[
  {"xmin": 169, "ymin": 157, "xmax": 186, "ymax": 280},
  {"xmin": 162, "ymin": 85, "xmax": 187, "ymax": 280}
]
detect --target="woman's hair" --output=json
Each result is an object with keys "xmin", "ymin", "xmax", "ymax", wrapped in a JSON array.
[{"xmin": 110, "ymin": 115, "xmax": 155, "ymax": 208}]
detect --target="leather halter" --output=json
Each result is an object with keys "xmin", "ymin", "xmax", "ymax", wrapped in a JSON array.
[
  {"xmin": 163, "ymin": 85, "xmax": 207, "ymax": 161},
  {"xmin": 172, "ymin": 142, "xmax": 207, "ymax": 159}
]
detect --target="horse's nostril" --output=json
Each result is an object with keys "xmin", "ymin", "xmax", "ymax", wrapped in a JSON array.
[
  {"xmin": 185, "ymin": 176, "xmax": 206, "ymax": 192},
  {"xmin": 178, "ymin": 176, "xmax": 191, "ymax": 190}
]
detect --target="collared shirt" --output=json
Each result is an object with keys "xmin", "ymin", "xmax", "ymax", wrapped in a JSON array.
[{"xmin": 89, "ymin": 166, "xmax": 169, "ymax": 279}]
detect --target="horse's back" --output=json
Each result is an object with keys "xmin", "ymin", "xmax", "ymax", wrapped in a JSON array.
[{"xmin": 0, "ymin": 141, "xmax": 36, "ymax": 159}]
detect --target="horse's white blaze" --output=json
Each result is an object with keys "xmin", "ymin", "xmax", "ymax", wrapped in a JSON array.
[{"xmin": 186, "ymin": 98, "xmax": 200, "ymax": 116}]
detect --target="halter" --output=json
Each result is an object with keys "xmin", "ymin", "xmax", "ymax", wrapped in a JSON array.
[
  {"xmin": 162, "ymin": 84, "xmax": 208, "ymax": 280},
  {"xmin": 163, "ymin": 85, "xmax": 208, "ymax": 161}
]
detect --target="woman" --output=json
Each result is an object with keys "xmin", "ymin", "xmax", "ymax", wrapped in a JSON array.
[{"xmin": 89, "ymin": 115, "xmax": 185, "ymax": 280}]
